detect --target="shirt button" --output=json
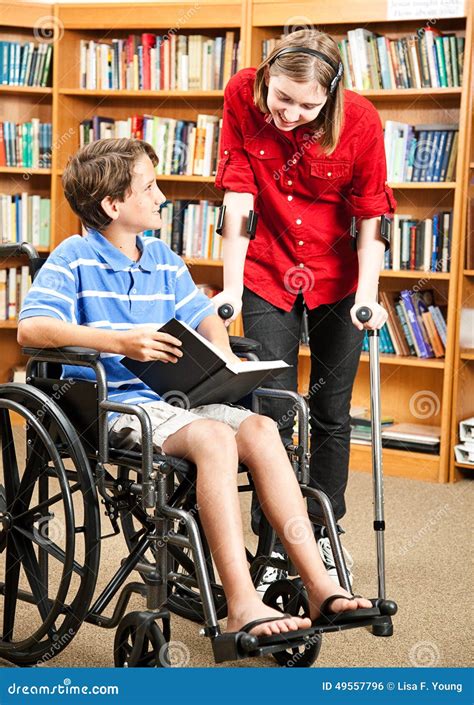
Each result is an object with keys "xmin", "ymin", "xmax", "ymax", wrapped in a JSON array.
[
  {"xmin": 296, "ymin": 218, "xmax": 302, "ymax": 225},
  {"xmin": 287, "ymin": 180, "xmax": 293, "ymax": 186},
  {"xmin": 288, "ymin": 195, "xmax": 293, "ymax": 201},
  {"xmin": 132, "ymin": 288, "xmax": 137, "ymax": 294},
  {"xmin": 298, "ymin": 240, "xmax": 304, "ymax": 245},
  {"xmin": 224, "ymin": 149, "xmax": 229, "ymax": 155},
  {"xmin": 260, "ymin": 149, "xmax": 265, "ymax": 155},
  {"xmin": 299, "ymin": 263, "xmax": 305, "ymax": 268},
  {"xmin": 327, "ymin": 171, "xmax": 332, "ymax": 176}
]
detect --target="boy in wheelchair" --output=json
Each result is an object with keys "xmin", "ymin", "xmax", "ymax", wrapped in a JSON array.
[{"xmin": 17, "ymin": 137, "xmax": 372, "ymax": 639}]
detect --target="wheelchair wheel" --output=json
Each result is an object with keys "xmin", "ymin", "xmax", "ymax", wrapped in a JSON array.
[
  {"xmin": 0, "ymin": 383, "xmax": 101, "ymax": 666},
  {"xmin": 114, "ymin": 612, "xmax": 168, "ymax": 667},
  {"xmin": 263, "ymin": 578, "xmax": 322, "ymax": 668}
]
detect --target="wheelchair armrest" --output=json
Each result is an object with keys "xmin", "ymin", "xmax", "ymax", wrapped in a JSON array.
[
  {"xmin": 22, "ymin": 346, "xmax": 101, "ymax": 364},
  {"xmin": 229, "ymin": 336, "xmax": 261, "ymax": 354},
  {"xmin": 0, "ymin": 242, "xmax": 39, "ymax": 260}
]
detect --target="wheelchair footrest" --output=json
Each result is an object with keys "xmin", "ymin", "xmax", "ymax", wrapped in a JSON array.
[
  {"xmin": 212, "ymin": 627, "xmax": 320, "ymax": 664},
  {"xmin": 211, "ymin": 598, "xmax": 397, "ymax": 663}
]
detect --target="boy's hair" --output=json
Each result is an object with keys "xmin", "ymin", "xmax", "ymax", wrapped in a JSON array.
[
  {"xmin": 62, "ymin": 138, "xmax": 159, "ymax": 232},
  {"xmin": 254, "ymin": 29, "xmax": 344, "ymax": 155}
]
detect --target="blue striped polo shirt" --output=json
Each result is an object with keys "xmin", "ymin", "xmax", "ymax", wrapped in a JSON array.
[{"xmin": 19, "ymin": 229, "xmax": 214, "ymax": 416}]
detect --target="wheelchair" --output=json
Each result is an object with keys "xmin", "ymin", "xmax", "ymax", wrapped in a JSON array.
[{"xmin": 0, "ymin": 242, "xmax": 397, "ymax": 668}]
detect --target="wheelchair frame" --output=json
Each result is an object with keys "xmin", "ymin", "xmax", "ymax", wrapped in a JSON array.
[{"xmin": 0, "ymin": 243, "xmax": 397, "ymax": 667}]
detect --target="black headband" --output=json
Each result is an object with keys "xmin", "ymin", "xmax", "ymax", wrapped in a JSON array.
[{"xmin": 268, "ymin": 46, "xmax": 344, "ymax": 95}]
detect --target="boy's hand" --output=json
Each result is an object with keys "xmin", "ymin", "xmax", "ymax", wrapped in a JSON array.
[{"xmin": 118, "ymin": 328, "xmax": 183, "ymax": 363}]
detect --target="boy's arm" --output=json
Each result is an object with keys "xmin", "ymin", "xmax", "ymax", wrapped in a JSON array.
[{"xmin": 18, "ymin": 317, "xmax": 183, "ymax": 363}]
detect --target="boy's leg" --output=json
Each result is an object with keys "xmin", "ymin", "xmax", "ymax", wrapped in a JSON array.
[
  {"xmin": 235, "ymin": 415, "xmax": 372, "ymax": 620},
  {"xmin": 161, "ymin": 418, "xmax": 311, "ymax": 636}
]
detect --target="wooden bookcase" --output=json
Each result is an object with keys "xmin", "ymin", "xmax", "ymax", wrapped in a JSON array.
[
  {"xmin": 1, "ymin": 0, "xmax": 473, "ymax": 483},
  {"xmin": 0, "ymin": 1, "xmax": 55, "ymax": 381},
  {"xmin": 449, "ymin": 7, "xmax": 474, "ymax": 482}
]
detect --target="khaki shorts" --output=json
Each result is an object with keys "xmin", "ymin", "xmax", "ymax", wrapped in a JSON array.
[{"xmin": 108, "ymin": 400, "xmax": 256, "ymax": 453}]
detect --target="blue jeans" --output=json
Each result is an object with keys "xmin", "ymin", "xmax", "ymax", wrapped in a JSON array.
[{"xmin": 242, "ymin": 287, "xmax": 364, "ymax": 529}]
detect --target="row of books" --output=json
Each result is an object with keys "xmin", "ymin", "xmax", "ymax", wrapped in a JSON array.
[
  {"xmin": 361, "ymin": 289, "xmax": 447, "ymax": 359},
  {"xmin": 0, "ymin": 194, "xmax": 51, "ymax": 248},
  {"xmin": 262, "ymin": 28, "xmax": 465, "ymax": 91},
  {"xmin": 80, "ymin": 114, "xmax": 221, "ymax": 177},
  {"xmin": 381, "ymin": 211, "xmax": 452, "ymax": 273},
  {"xmin": 143, "ymin": 199, "xmax": 223, "ymax": 260},
  {"xmin": 350, "ymin": 409, "xmax": 441, "ymax": 454},
  {"xmin": 0, "ymin": 41, "xmax": 53, "ymax": 87},
  {"xmin": 0, "ymin": 266, "xmax": 30, "ymax": 321},
  {"xmin": 0, "ymin": 120, "xmax": 53, "ymax": 169},
  {"xmin": 384, "ymin": 122, "xmax": 458, "ymax": 183},
  {"xmin": 79, "ymin": 32, "xmax": 240, "ymax": 91},
  {"xmin": 338, "ymin": 28, "xmax": 464, "ymax": 90}
]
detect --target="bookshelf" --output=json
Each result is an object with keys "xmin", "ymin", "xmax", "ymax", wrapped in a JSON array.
[
  {"xmin": 449, "ymin": 7, "xmax": 474, "ymax": 481},
  {"xmin": 249, "ymin": 0, "xmax": 472, "ymax": 482},
  {"xmin": 0, "ymin": 1, "xmax": 55, "ymax": 382},
  {"xmin": 1, "ymin": 0, "xmax": 472, "ymax": 483}
]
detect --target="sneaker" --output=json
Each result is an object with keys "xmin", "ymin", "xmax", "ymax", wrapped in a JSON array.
[
  {"xmin": 317, "ymin": 535, "xmax": 354, "ymax": 586},
  {"xmin": 256, "ymin": 551, "xmax": 288, "ymax": 596}
]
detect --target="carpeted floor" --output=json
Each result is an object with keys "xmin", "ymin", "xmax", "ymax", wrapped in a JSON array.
[{"xmin": 2, "ymin": 464, "xmax": 471, "ymax": 669}]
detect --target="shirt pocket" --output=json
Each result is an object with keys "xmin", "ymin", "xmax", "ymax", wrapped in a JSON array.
[{"xmin": 309, "ymin": 159, "xmax": 352, "ymax": 193}]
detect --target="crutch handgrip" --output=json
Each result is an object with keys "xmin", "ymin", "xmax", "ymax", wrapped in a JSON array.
[
  {"xmin": 217, "ymin": 304, "xmax": 234, "ymax": 320},
  {"xmin": 356, "ymin": 306, "xmax": 372, "ymax": 323}
]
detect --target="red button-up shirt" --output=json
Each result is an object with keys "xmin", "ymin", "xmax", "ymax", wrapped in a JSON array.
[{"xmin": 215, "ymin": 68, "xmax": 397, "ymax": 311}]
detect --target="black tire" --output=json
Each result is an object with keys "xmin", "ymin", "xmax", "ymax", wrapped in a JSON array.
[
  {"xmin": 114, "ymin": 612, "xmax": 168, "ymax": 667},
  {"xmin": 0, "ymin": 383, "xmax": 101, "ymax": 666},
  {"xmin": 263, "ymin": 578, "xmax": 322, "ymax": 667}
]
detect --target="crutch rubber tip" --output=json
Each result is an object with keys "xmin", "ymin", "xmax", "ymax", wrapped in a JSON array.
[{"xmin": 376, "ymin": 599, "xmax": 398, "ymax": 616}]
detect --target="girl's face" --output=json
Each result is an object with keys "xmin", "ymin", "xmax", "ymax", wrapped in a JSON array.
[{"xmin": 265, "ymin": 73, "xmax": 328, "ymax": 132}]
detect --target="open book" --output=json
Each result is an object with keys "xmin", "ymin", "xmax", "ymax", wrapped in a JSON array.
[{"xmin": 122, "ymin": 318, "xmax": 289, "ymax": 407}]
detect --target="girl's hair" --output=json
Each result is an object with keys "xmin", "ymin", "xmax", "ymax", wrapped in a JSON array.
[{"xmin": 254, "ymin": 29, "xmax": 344, "ymax": 154}]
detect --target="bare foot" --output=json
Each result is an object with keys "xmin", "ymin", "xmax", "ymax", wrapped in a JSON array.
[
  {"xmin": 306, "ymin": 576, "xmax": 372, "ymax": 621},
  {"xmin": 227, "ymin": 598, "xmax": 311, "ymax": 637}
]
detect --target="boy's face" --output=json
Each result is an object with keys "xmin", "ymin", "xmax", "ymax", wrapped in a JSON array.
[
  {"xmin": 114, "ymin": 154, "xmax": 166, "ymax": 233},
  {"xmin": 265, "ymin": 73, "xmax": 328, "ymax": 131}
]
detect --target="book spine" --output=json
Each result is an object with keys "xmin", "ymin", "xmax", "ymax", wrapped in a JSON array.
[{"xmin": 400, "ymin": 290, "xmax": 431, "ymax": 357}]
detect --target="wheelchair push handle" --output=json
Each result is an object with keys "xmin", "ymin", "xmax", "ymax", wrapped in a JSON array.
[
  {"xmin": 356, "ymin": 306, "xmax": 372, "ymax": 323},
  {"xmin": 217, "ymin": 303, "xmax": 234, "ymax": 321}
]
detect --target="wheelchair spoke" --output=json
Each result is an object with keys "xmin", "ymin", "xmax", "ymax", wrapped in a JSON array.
[
  {"xmin": 12, "ymin": 531, "xmax": 51, "ymax": 624},
  {"xmin": 0, "ymin": 409, "xmax": 20, "ymax": 506},
  {"xmin": 15, "ymin": 482, "xmax": 81, "ymax": 525},
  {"xmin": 2, "ymin": 535, "xmax": 21, "ymax": 641},
  {"xmin": 13, "ymin": 525, "xmax": 85, "ymax": 578}
]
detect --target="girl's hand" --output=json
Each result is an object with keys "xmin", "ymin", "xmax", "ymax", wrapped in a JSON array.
[
  {"xmin": 350, "ymin": 300, "xmax": 388, "ymax": 331},
  {"xmin": 212, "ymin": 290, "xmax": 243, "ymax": 327}
]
